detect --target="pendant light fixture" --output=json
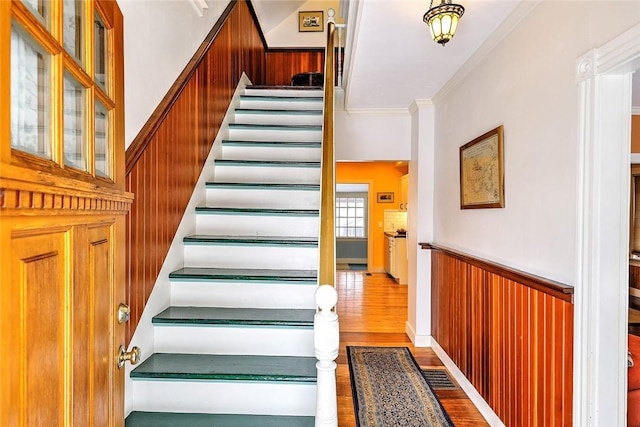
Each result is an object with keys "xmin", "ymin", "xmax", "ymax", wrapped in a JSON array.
[{"xmin": 423, "ymin": 0, "xmax": 465, "ymax": 46}]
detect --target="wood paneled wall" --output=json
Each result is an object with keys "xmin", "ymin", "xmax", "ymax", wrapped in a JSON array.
[
  {"xmin": 427, "ymin": 244, "xmax": 574, "ymax": 427},
  {"xmin": 265, "ymin": 48, "xmax": 325, "ymax": 86},
  {"xmin": 124, "ymin": 0, "xmax": 266, "ymax": 343},
  {"xmin": 630, "ymin": 264, "xmax": 640, "ymax": 290}
]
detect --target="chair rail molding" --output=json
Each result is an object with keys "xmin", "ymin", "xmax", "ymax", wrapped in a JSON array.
[{"xmin": 575, "ymin": 21, "xmax": 640, "ymax": 427}]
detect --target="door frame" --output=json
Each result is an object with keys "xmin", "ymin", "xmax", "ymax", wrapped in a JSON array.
[{"xmin": 575, "ymin": 22, "xmax": 640, "ymax": 426}]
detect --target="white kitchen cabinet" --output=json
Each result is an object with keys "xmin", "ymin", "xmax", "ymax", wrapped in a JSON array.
[{"xmin": 385, "ymin": 234, "xmax": 408, "ymax": 285}]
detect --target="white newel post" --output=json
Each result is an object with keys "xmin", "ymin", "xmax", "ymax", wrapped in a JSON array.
[{"xmin": 314, "ymin": 285, "xmax": 339, "ymax": 427}]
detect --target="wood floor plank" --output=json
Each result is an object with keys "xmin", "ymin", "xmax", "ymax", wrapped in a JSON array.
[{"xmin": 336, "ymin": 271, "xmax": 489, "ymax": 426}]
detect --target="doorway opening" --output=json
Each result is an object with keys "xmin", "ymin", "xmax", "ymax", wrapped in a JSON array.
[{"xmin": 336, "ymin": 183, "xmax": 369, "ymax": 271}]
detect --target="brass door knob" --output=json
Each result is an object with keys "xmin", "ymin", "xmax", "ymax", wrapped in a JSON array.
[{"xmin": 117, "ymin": 345, "xmax": 140, "ymax": 369}]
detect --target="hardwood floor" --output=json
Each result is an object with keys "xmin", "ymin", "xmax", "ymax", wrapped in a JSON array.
[{"xmin": 335, "ymin": 270, "xmax": 489, "ymax": 426}]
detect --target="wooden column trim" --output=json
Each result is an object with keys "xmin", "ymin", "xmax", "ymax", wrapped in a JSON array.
[{"xmin": 420, "ymin": 242, "xmax": 574, "ymax": 302}]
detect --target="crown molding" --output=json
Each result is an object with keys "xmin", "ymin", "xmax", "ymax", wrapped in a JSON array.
[
  {"xmin": 189, "ymin": 0, "xmax": 208, "ymax": 17},
  {"xmin": 408, "ymin": 99, "xmax": 434, "ymax": 115},
  {"xmin": 344, "ymin": 107, "xmax": 411, "ymax": 117},
  {"xmin": 433, "ymin": 0, "xmax": 541, "ymax": 106}
]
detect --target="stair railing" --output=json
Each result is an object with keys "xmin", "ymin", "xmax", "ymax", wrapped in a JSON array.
[{"xmin": 314, "ymin": 8, "xmax": 340, "ymax": 427}]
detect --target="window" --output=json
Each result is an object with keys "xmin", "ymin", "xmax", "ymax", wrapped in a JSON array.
[
  {"xmin": 10, "ymin": 0, "xmax": 115, "ymax": 180},
  {"xmin": 336, "ymin": 193, "xmax": 367, "ymax": 238}
]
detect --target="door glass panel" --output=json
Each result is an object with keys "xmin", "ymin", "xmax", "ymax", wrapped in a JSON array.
[
  {"xmin": 21, "ymin": 0, "xmax": 48, "ymax": 27},
  {"xmin": 63, "ymin": 0, "xmax": 84, "ymax": 65},
  {"xmin": 94, "ymin": 14, "xmax": 108, "ymax": 91},
  {"xmin": 10, "ymin": 23, "xmax": 51, "ymax": 159},
  {"xmin": 95, "ymin": 102, "xmax": 109, "ymax": 178},
  {"xmin": 63, "ymin": 72, "xmax": 86, "ymax": 170}
]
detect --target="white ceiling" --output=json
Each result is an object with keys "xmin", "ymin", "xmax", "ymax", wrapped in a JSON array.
[{"xmin": 252, "ymin": 0, "xmax": 640, "ymax": 110}]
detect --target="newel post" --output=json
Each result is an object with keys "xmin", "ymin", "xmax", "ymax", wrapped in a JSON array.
[{"xmin": 314, "ymin": 284, "xmax": 339, "ymax": 427}]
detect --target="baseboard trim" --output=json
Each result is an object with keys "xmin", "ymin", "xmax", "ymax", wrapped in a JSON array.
[
  {"xmin": 430, "ymin": 339, "xmax": 505, "ymax": 427},
  {"xmin": 405, "ymin": 321, "xmax": 431, "ymax": 347}
]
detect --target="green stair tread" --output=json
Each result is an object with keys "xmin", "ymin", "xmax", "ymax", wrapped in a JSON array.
[
  {"xmin": 215, "ymin": 159, "xmax": 321, "ymax": 167},
  {"xmin": 183, "ymin": 235, "xmax": 318, "ymax": 246},
  {"xmin": 152, "ymin": 306, "xmax": 315, "ymax": 327},
  {"xmin": 126, "ymin": 411, "xmax": 315, "ymax": 427},
  {"xmin": 168, "ymin": 267, "xmax": 317, "ymax": 282},
  {"xmin": 205, "ymin": 182, "xmax": 320, "ymax": 190},
  {"xmin": 221, "ymin": 139, "xmax": 321, "ymax": 147},
  {"xmin": 130, "ymin": 353, "xmax": 318, "ymax": 382},
  {"xmin": 235, "ymin": 108, "xmax": 322, "ymax": 115},
  {"xmin": 240, "ymin": 95, "xmax": 323, "ymax": 101},
  {"xmin": 195, "ymin": 206, "xmax": 319, "ymax": 216},
  {"xmin": 229, "ymin": 123, "xmax": 321, "ymax": 130}
]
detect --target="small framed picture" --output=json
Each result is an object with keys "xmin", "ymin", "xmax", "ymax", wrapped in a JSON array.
[
  {"xmin": 377, "ymin": 192, "xmax": 394, "ymax": 203},
  {"xmin": 299, "ymin": 11, "xmax": 324, "ymax": 32}
]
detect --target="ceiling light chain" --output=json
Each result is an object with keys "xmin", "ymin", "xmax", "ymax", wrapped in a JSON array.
[{"xmin": 423, "ymin": 0, "xmax": 465, "ymax": 46}]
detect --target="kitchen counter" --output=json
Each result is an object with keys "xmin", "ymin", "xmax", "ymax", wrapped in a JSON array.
[{"xmin": 384, "ymin": 232, "xmax": 407, "ymax": 238}]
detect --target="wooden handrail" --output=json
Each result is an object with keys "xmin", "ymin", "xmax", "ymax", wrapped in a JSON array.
[
  {"xmin": 420, "ymin": 242, "xmax": 574, "ymax": 302},
  {"xmin": 318, "ymin": 21, "xmax": 336, "ymax": 287}
]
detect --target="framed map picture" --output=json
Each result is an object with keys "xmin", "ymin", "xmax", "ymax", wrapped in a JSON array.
[{"xmin": 459, "ymin": 125, "xmax": 504, "ymax": 209}]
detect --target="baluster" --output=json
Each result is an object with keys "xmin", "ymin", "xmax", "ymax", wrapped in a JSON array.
[{"xmin": 314, "ymin": 284, "xmax": 339, "ymax": 427}]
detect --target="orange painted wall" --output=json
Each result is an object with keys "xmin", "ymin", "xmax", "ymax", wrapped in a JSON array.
[
  {"xmin": 336, "ymin": 162, "xmax": 406, "ymax": 272},
  {"xmin": 633, "ymin": 115, "xmax": 640, "ymax": 153}
]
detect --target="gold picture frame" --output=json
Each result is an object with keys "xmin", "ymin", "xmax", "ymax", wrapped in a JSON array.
[
  {"xmin": 298, "ymin": 11, "xmax": 324, "ymax": 32},
  {"xmin": 459, "ymin": 125, "xmax": 505, "ymax": 209},
  {"xmin": 377, "ymin": 192, "xmax": 394, "ymax": 203}
]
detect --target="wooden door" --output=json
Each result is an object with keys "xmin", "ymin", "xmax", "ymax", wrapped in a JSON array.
[{"xmin": 0, "ymin": 1, "xmax": 131, "ymax": 425}]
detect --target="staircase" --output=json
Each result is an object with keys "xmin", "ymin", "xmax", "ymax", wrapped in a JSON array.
[{"xmin": 125, "ymin": 86, "xmax": 325, "ymax": 426}]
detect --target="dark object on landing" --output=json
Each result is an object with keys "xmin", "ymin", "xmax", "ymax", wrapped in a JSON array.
[{"xmin": 291, "ymin": 72, "xmax": 323, "ymax": 87}]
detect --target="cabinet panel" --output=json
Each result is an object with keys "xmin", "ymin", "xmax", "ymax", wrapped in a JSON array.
[{"xmin": 10, "ymin": 229, "xmax": 69, "ymax": 426}]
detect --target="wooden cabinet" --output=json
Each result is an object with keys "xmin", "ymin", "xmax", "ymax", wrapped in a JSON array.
[{"xmin": 1, "ymin": 1, "xmax": 132, "ymax": 425}]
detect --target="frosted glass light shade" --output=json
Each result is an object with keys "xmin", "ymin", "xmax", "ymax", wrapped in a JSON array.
[{"xmin": 423, "ymin": 1, "xmax": 464, "ymax": 46}]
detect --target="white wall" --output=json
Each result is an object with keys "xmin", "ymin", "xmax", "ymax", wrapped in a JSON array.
[
  {"xmin": 432, "ymin": 1, "xmax": 640, "ymax": 285},
  {"xmin": 264, "ymin": 0, "xmax": 342, "ymax": 47},
  {"xmin": 335, "ymin": 111, "xmax": 411, "ymax": 161},
  {"xmin": 117, "ymin": 0, "xmax": 231, "ymax": 148}
]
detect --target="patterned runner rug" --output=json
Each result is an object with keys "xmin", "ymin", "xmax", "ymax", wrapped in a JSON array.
[{"xmin": 347, "ymin": 346, "xmax": 454, "ymax": 427}]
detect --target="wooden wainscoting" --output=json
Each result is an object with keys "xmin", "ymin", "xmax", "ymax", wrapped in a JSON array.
[
  {"xmin": 424, "ymin": 243, "xmax": 574, "ymax": 427},
  {"xmin": 265, "ymin": 48, "xmax": 325, "ymax": 86},
  {"xmin": 630, "ymin": 264, "xmax": 640, "ymax": 290},
  {"xmin": 124, "ymin": 0, "xmax": 266, "ymax": 343}
]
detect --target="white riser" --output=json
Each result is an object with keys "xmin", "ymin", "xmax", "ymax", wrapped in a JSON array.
[
  {"xmin": 228, "ymin": 128, "xmax": 321, "ymax": 142},
  {"xmin": 195, "ymin": 214, "xmax": 319, "ymax": 237},
  {"xmin": 154, "ymin": 326, "xmax": 314, "ymax": 357},
  {"xmin": 213, "ymin": 165, "xmax": 320, "ymax": 184},
  {"xmin": 184, "ymin": 245, "xmax": 318, "ymax": 270},
  {"xmin": 221, "ymin": 145, "xmax": 321, "ymax": 161},
  {"xmin": 239, "ymin": 99, "xmax": 322, "ymax": 111},
  {"xmin": 244, "ymin": 89, "xmax": 323, "ymax": 98},
  {"xmin": 206, "ymin": 188, "xmax": 320, "ymax": 209},
  {"xmin": 171, "ymin": 281, "xmax": 317, "ymax": 309},
  {"xmin": 234, "ymin": 113, "xmax": 322, "ymax": 126},
  {"xmin": 132, "ymin": 381, "xmax": 316, "ymax": 416}
]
